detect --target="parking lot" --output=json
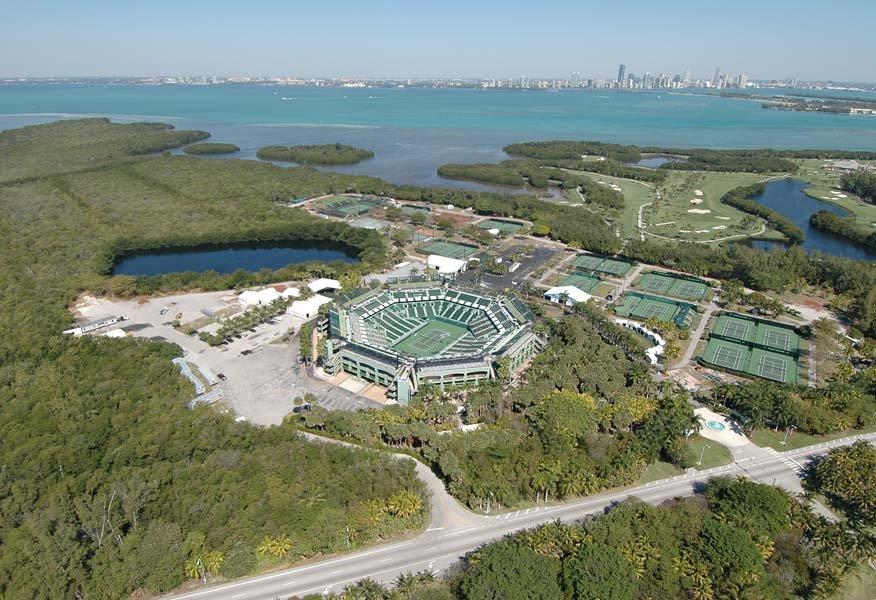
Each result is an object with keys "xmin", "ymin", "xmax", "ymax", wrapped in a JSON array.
[{"xmin": 72, "ymin": 289, "xmax": 376, "ymax": 424}]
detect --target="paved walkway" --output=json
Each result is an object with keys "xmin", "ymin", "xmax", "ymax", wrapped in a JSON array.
[{"xmin": 672, "ymin": 300, "xmax": 717, "ymax": 369}]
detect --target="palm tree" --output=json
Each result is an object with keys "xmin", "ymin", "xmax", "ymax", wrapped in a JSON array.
[
  {"xmin": 256, "ymin": 535, "xmax": 273, "ymax": 557},
  {"xmin": 394, "ymin": 573, "xmax": 420, "ymax": 596},
  {"xmin": 386, "ymin": 490, "xmax": 422, "ymax": 518},
  {"xmin": 184, "ymin": 556, "xmax": 206, "ymax": 582},
  {"xmin": 271, "ymin": 534, "xmax": 293, "ymax": 558},
  {"xmin": 341, "ymin": 578, "xmax": 386, "ymax": 600},
  {"xmin": 203, "ymin": 550, "xmax": 224, "ymax": 576}
]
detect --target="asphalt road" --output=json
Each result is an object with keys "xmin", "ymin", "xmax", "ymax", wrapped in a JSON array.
[{"xmin": 163, "ymin": 432, "xmax": 874, "ymax": 600}]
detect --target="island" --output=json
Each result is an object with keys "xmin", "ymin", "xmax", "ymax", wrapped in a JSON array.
[
  {"xmin": 256, "ymin": 143, "xmax": 374, "ymax": 165},
  {"xmin": 182, "ymin": 142, "xmax": 240, "ymax": 155}
]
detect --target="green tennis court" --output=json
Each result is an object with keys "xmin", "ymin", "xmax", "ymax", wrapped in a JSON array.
[
  {"xmin": 318, "ymin": 195, "xmax": 381, "ymax": 217},
  {"xmin": 560, "ymin": 272, "xmax": 602, "ymax": 293},
  {"xmin": 703, "ymin": 313, "xmax": 802, "ymax": 383},
  {"xmin": 392, "ymin": 319, "xmax": 469, "ymax": 358},
  {"xmin": 702, "ymin": 339, "xmax": 751, "ymax": 372},
  {"xmin": 635, "ymin": 272, "xmax": 710, "ymax": 302},
  {"xmin": 614, "ymin": 291, "xmax": 696, "ymax": 328},
  {"xmin": 477, "ymin": 218, "xmax": 523, "ymax": 234},
  {"xmin": 571, "ymin": 254, "xmax": 634, "ymax": 277},
  {"xmin": 756, "ymin": 323, "xmax": 801, "ymax": 354},
  {"xmin": 420, "ymin": 240, "xmax": 479, "ymax": 260}
]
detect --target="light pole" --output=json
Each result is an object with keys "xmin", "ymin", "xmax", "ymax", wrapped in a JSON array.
[
  {"xmin": 780, "ymin": 426, "xmax": 795, "ymax": 446},
  {"xmin": 697, "ymin": 443, "xmax": 711, "ymax": 466}
]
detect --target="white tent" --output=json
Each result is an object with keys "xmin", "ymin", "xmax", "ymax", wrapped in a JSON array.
[
  {"xmin": 308, "ymin": 278, "xmax": 341, "ymax": 294},
  {"xmin": 281, "ymin": 287, "xmax": 301, "ymax": 299},
  {"xmin": 427, "ymin": 254, "xmax": 467, "ymax": 275},
  {"xmin": 239, "ymin": 287, "xmax": 282, "ymax": 307},
  {"xmin": 543, "ymin": 285, "xmax": 592, "ymax": 306},
  {"xmin": 288, "ymin": 294, "xmax": 332, "ymax": 319}
]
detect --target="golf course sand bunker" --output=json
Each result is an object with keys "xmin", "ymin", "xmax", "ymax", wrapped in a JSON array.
[{"xmin": 688, "ymin": 208, "xmax": 711, "ymax": 214}]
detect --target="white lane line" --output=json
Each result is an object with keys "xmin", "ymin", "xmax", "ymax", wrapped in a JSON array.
[
  {"xmin": 292, "ymin": 551, "xmax": 463, "ymax": 597},
  {"xmin": 167, "ymin": 540, "xmax": 416, "ymax": 599},
  {"xmin": 330, "ymin": 569, "xmax": 344, "ymax": 575}
]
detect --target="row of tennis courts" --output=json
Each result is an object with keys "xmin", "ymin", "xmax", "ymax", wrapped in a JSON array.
[
  {"xmin": 700, "ymin": 313, "xmax": 803, "ymax": 384},
  {"xmin": 634, "ymin": 271, "xmax": 710, "ymax": 302},
  {"xmin": 572, "ymin": 254, "xmax": 634, "ymax": 277},
  {"xmin": 613, "ymin": 291, "xmax": 697, "ymax": 329}
]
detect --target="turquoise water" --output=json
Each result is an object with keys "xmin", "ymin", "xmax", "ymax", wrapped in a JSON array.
[
  {"xmin": 2, "ymin": 85, "xmax": 876, "ymax": 190},
  {"xmin": 2, "ymin": 84, "xmax": 875, "ymax": 260}
]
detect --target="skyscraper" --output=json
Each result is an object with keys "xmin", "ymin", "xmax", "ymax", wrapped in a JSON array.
[
  {"xmin": 712, "ymin": 66, "xmax": 721, "ymax": 88},
  {"xmin": 617, "ymin": 64, "xmax": 626, "ymax": 85},
  {"xmin": 570, "ymin": 71, "xmax": 580, "ymax": 88}
]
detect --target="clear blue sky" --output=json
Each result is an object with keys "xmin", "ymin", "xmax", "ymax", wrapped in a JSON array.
[{"xmin": 3, "ymin": 0, "xmax": 874, "ymax": 81}]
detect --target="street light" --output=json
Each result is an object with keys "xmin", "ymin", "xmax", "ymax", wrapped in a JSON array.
[
  {"xmin": 697, "ymin": 443, "xmax": 711, "ymax": 466},
  {"xmin": 780, "ymin": 426, "xmax": 796, "ymax": 446}
]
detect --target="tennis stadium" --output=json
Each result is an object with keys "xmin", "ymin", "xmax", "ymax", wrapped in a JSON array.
[{"xmin": 325, "ymin": 282, "xmax": 542, "ymax": 404}]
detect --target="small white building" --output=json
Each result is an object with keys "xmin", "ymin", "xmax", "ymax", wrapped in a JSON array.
[
  {"xmin": 308, "ymin": 278, "xmax": 341, "ymax": 294},
  {"xmin": 281, "ymin": 287, "xmax": 301, "ymax": 299},
  {"xmin": 288, "ymin": 294, "xmax": 333, "ymax": 319},
  {"xmin": 427, "ymin": 254, "xmax": 468, "ymax": 276},
  {"xmin": 543, "ymin": 285, "xmax": 592, "ymax": 306}
]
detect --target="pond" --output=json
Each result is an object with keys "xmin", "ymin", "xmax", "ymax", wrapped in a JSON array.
[
  {"xmin": 112, "ymin": 240, "xmax": 359, "ymax": 276},
  {"xmin": 630, "ymin": 154, "xmax": 688, "ymax": 168},
  {"xmin": 748, "ymin": 179, "xmax": 876, "ymax": 261}
]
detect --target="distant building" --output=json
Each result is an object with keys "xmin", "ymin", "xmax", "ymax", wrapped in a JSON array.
[
  {"xmin": 617, "ymin": 64, "xmax": 626, "ymax": 85},
  {"xmin": 736, "ymin": 73, "xmax": 748, "ymax": 88},
  {"xmin": 712, "ymin": 66, "xmax": 721, "ymax": 88},
  {"xmin": 825, "ymin": 159, "xmax": 864, "ymax": 173}
]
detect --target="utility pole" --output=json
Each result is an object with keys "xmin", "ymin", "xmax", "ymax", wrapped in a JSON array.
[{"xmin": 697, "ymin": 444, "xmax": 711, "ymax": 466}]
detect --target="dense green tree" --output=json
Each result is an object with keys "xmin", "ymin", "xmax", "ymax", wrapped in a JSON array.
[
  {"xmin": 457, "ymin": 542, "xmax": 561, "ymax": 600},
  {"xmin": 562, "ymin": 543, "xmax": 638, "ymax": 600}
]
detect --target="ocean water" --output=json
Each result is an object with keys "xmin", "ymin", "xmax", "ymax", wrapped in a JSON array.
[
  {"xmin": 1, "ymin": 84, "xmax": 874, "ymax": 260},
  {"xmin": 2, "ymin": 84, "xmax": 876, "ymax": 189}
]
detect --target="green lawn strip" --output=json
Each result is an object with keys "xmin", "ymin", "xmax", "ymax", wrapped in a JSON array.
[
  {"xmin": 637, "ymin": 461, "xmax": 682, "ymax": 484},
  {"xmin": 687, "ymin": 435, "xmax": 733, "ymax": 468},
  {"xmin": 749, "ymin": 426, "xmax": 875, "ymax": 451}
]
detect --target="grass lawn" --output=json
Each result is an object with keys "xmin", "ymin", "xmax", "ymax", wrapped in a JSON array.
[
  {"xmin": 749, "ymin": 426, "xmax": 874, "ymax": 451},
  {"xmin": 644, "ymin": 171, "xmax": 768, "ymax": 242},
  {"xmin": 567, "ymin": 170, "xmax": 655, "ymax": 237},
  {"xmin": 638, "ymin": 461, "xmax": 682, "ymax": 484},
  {"xmin": 834, "ymin": 562, "xmax": 876, "ymax": 600},
  {"xmin": 638, "ymin": 437, "xmax": 733, "ymax": 484},
  {"xmin": 688, "ymin": 435, "xmax": 733, "ymax": 468},
  {"xmin": 796, "ymin": 159, "xmax": 876, "ymax": 231}
]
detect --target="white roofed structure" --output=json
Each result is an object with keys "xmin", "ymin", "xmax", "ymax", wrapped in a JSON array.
[
  {"xmin": 544, "ymin": 285, "xmax": 592, "ymax": 306},
  {"xmin": 308, "ymin": 278, "xmax": 341, "ymax": 294},
  {"xmin": 239, "ymin": 287, "xmax": 282, "ymax": 307},
  {"xmin": 288, "ymin": 294, "xmax": 332, "ymax": 319},
  {"xmin": 281, "ymin": 287, "xmax": 301, "ymax": 299},
  {"xmin": 427, "ymin": 254, "xmax": 467, "ymax": 275}
]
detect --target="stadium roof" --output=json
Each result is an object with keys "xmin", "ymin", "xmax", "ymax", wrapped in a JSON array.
[{"xmin": 308, "ymin": 278, "xmax": 341, "ymax": 293}]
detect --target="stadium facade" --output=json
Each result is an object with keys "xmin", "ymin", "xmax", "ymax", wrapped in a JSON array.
[{"xmin": 325, "ymin": 282, "xmax": 542, "ymax": 404}]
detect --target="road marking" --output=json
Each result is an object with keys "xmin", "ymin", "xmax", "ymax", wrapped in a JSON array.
[
  {"xmin": 425, "ymin": 527, "xmax": 444, "ymax": 531},
  {"xmin": 330, "ymin": 569, "xmax": 344, "ymax": 575},
  {"xmin": 166, "ymin": 435, "xmax": 876, "ymax": 599}
]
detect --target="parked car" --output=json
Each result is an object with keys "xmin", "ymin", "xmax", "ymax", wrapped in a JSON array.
[
  {"xmin": 217, "ymin": 373, "xmax": 227, "ymax": 381},
  {"xmin": 292, "ymin": 403, "xmax": 312, "ymax": 414},
  {"xmin": 240, "ymin": 349, "xmax": 252, "ymax": 356}
]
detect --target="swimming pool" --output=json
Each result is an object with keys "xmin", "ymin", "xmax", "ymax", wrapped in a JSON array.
[{"xmin": 705, "ymin": 420, "xmax": 726, "ymax": 432}]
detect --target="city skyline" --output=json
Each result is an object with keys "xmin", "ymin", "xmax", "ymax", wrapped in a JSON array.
[{"xmin": 2, "ymin": 0, "xmax": 875, "ymax": 81}]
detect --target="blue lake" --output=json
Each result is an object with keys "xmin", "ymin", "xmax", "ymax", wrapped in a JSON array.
[
  {"xmin": 749, "ymin": 179, "xmax": 876, "ymax": 261},
  {"xmin": 112, "ymin": 241, "xmax": 359, "ymax": 276}
]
